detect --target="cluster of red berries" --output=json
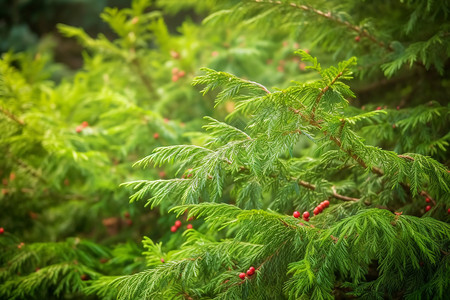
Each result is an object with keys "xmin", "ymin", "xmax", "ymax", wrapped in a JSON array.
[
  {"xmin": 313, "ymin": 200, "xmax": 330, "ymax": 215},
  {"xmin": 293, "ymin": 200, "xmax": 330, "ymax": 221},
  {"xmin": 425, "ymin": 197, "xmax": 432, "ymax": 212},
  {"xmin": 172, "ymin": 67, "xmax": 186, "ymax": 82},
  {"xmin": 171, "ymin": 220, "xmax": 193, "ymax": 233},
  {"xmin": 293, "ymin": 210, "xmax": 311, "ymax": 221},
  {"xmin": 124, "ymin": 211, "xmax": 132, "ymax": 226},
  {"xmin": 75, "ymin": 121, "xmax": 89, "ymax": 133},
  {"xmin": 239, "ymin": 266, "xmax": 255, "ymax": 280}
]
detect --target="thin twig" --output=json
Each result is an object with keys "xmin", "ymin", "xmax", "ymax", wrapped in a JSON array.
[
  {"xmin": 252, "ymin": 0, "xmax": 391, "ymax": 51},
  {"xmin": 0, "ymin": 106, "xmax": 25, "ymax": 126},
  {"xmin": 311, "ymin": 71, "xmax": 343, "ymax": 120}
]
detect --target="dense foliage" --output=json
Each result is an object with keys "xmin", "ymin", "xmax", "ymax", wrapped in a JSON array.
[{"xmin": 1, "ymin": 0, "xmax": 449, "ymax": 299}]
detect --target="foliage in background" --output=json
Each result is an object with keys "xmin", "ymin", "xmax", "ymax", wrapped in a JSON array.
[{"xmin": 1, "ymin": 0, "xmax": 449, "ymax": 299}]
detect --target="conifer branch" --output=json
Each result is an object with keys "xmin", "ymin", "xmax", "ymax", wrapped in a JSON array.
[
  {"xmin": 244, "ymin": 79, "xmax": 271, "ymax": 94},
  {"xmin": 0, "ymin": 106, "xmax": 25, "ymax": 125},
  {"xmin": 298, "ymin": 179, "xmax": 359, "ymax": 202},
  {"xmin": 251, "ymin": 0, "xmax": 391, "ymax": 51},
  {"xmin": 311, "ymin": 71, "xmax": 343, "ymax": 120}
]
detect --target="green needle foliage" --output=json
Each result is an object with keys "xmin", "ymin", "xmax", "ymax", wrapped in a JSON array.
[
  {"xmin": 1, "ymin": 0, "xmax": 449, "ymax": 299},
  {"xmin": 104, "ymin": 49, "xmax": 449, "ymax": 299}
]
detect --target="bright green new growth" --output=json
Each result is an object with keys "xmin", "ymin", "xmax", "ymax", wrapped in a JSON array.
[{"xmin": 106, "ymin": 52, "xmax": 450, "ymax": 299}]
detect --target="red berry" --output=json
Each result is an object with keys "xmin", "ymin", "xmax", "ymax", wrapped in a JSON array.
[
  {"xmin": 447, "ymin": 208, "xmax": 450, "ymax": 214},
  {"xmin": 211, "ymin": 51, "xmax": 219, "ymax": 57},
  {"xmin": 302, "ymin": 211, "xmax": 310, "ymax": 219},
  {"xmin": 9, "ymin": 173, "xmax": 15, "ymax": 181},
  {"xmin": 170, "ymin": 225, "xmax": 177, "ymax": 233},
  {"xmin": 239, "ymin": 272, "xmax": 246, "ymax": 280},
  {"xmin": 0, "ymin": 227, "xmax": 4, "ymax": 234},
  {"xmin": 170, "ymin": 50, "xmax": 180, "ymax": 59},
  {"xmin": 153, "ymin": 133, "xmax": 160, "ymax": 139},
  {"xmin": 160, "ymin": 258, "xmax": 165, "ymax": 263},
  {"xmin": 425, "ymin": 205, "xmax": 431, "ymax": 212},
  {"xmin": 355, "ymin": 36, "xmax": 360, "ymax": 42},
  {"xmin": 175, "ymin": 220, "xmax": 182, "ymax": 228},
  {"xmin": 249, "ymin": 266, "xmax": 255, "ymax": 272},
  {"xmin": 322, "ymin": 200, "xmax": 330, "ymax": 208},
  {"xmin": 178, "ymin": 70, "xmax": 186, "ymax": 77},
  {"xmin": 76, "ymin": 126, "xmax": 83, "ymax": 133},
  {"xmin": 186, "ymin": 224, "xmax": 193, "ymax": 229},
  {"xmin": 81, "ymin": 121, "xmax": 89, "ymax": 128},
  {"xmin": 293, "ymin": 211, "xmax": 300, "ymax": 218},
  {"xmin": 125, "ymin": 219, "xmax": 133, "ymax": 226},
  {"xmin": 246, "ymin": 268, "xmax": 254, "ymax": 276},
  {"xmin": 172, "ymin": 75, "xmax": 179, "ymax": 82},
  {"xmin": 425, "ymin": 198, "xmax": 431, "ymax": 203},
  {"xmin": 396, "ymin": 106, "xmax": 400, "ymax": 110},
  {"xmin": 124, "ymin": 211, "xmax": 130, "ymax": 219},
  {"xmin": 313, "ymin": 207, "xmax": 320, "ymax": 215},
  {"xmin": 159, "ymin": 171, "xmax": 166, "ymax": 178},
  {"xmin": 376, "ymin": 106, "xmax": 382, "ymax": 110},
  {"xmin": 80, "ymin": 274, "xmax": 88, "ymax": 281},
  {"xmin": 317, "ymin": 205, "xmax": 324, "ymax": 213},
  {"xmin": 172, "ymin": 67, "xmax": 179, "ymax": 75}
]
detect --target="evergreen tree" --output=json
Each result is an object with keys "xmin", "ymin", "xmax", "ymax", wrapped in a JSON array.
[{"xmin": 1, "ymin": 0, "xmax": 449, "ymax": 299}]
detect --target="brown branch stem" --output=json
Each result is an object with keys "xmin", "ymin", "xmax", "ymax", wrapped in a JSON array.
[
  {"xmin": 298, "ymin": 179, "xmax": 359, "ymax": 202},
  {"xmin": 252, "ymin": 0, "xmax": 391, "ymax": 51},
  {"xmin": 0, "ymin": 106, "xmax": 25, "ymax": 126},
  {"xmin": 311, "ymin": 71, "xmax": 343, "ymax": 120}
]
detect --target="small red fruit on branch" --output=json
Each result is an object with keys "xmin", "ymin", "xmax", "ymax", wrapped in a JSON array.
[
  {"xmin": 313, "ymin": 207, "xmax": 320, "ymax": 215},
  {"xmin": 170, "ymin": 225, "xmax": 177, "ymax": 233},
  {"xmin": 425, "ymin": 198, "xmax": 431, "ymax": 203},
  {"xmin": 153, "ymin": 133, "xmax": 160, "ymax": 139},
  {"xmin": 355, "ymin": 36, "xmax": 360, "ymax": 42},
  {"xmin": 425, "ymin": 205, "xmax": 431, "ymax": 212},
  {"xmin": 293, "ymin": 211, "xmax": 300, "ymax": 218},
  {"xmin": 186, "ymin": 224, "xmax": 193, "ymax": 229},
  {"xmin": 175, "ymin": 220, "xmax": 182, "ymax": 228},
  {"xmin": 124, "ymin": 211, "xmax": 130, "ymax": 219},
  {"xmin": 246, "ymin": 266, "xmax": 255, "ymax": 276},
  {"xmin": 239, "ymin": 272, "xmax": 246, "ymax": 280},
  {"xmin": 0, "ymin": 227, "xmax": 4, "ymax": 234}
]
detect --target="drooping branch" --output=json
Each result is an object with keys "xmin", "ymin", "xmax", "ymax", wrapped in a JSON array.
[
  {"xmin": 251, "ymin": 0, "xmax": 391, "ymax": 51},
  {"xmin": 290, "ymin": 107, "xmax": 437, "ymax": 202}
]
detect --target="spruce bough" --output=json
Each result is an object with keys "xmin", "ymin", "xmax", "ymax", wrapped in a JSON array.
[{"xmin": 109, "ymin": 51, "xmax": 450, "ymax": 299}]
